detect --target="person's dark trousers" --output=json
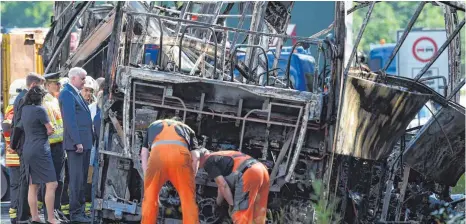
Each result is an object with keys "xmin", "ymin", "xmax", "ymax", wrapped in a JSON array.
[
  {"xmin": 40, "ymin": 142, "xmax": 66, "ymax": 221},
  {"xmin": 67, "ymin": 149, "xmax": 91, "ymax": 220},
  {"xmin": 9, "ymin": 166, "xmax": 20, "ymax": 223},
  {"xmin": 16, "ymin": 155, "xmax": 31, "ymax": 223},
  {"xmin": 61, "ymin": 158, "xmax": 70, "ymax": 209}
]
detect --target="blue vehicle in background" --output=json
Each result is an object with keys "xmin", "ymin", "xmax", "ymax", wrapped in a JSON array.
[
  {"xmin": 367, "ymin": 43, "xmax": 397, "ymax": 75},
  {"xmin": 233, "ymin": 46, "xmax": 316, "ymax": 92}
]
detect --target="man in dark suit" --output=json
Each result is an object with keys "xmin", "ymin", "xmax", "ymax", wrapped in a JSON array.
[
  {"xmin": 10, "ymin": 73, "xmax": 45, "ymax": 224},
  {"xmin": 58, "ymin": 67, "xmax": 94, "ymax": 223}
]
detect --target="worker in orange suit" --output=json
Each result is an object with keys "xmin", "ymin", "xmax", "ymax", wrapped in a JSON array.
[
  {"xmin": 199, "ymin": 150, "xmax": 270, "ymax": 224},
  {"xmin": 140, "ymin": 117, "xmax": 202, "ymax": 224},
  {"xmin": 3, "ymin": 103, "xmax": 20, "ymax": 223},
  {"xmin": 2, "ymin": 79, "xmax": 27, "ymax": 224}
]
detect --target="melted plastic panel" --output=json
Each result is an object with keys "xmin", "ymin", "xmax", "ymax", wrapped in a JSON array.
[
  {"xmin": 403, "ymin": 103, "xmax": 466, "ymax": 186},
  {"xmin": 335, "ymin": 71, "xmax": 430, "ymax": 160}
]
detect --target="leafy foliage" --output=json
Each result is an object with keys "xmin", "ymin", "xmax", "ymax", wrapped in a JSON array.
[
  {"xmin": 0, "ymin": 1, "xmax": 54, "ymax": 28},
  {"xmin": 311, "ymin": 179, "xmax": 341, "ymax": 224},
  {"xmin": 452, "ymin": 174, "xmax": 465, "ymax": 194},
  {"xmin": 352, "ymin": 2, "xmax": 465, "ymax": 57}
]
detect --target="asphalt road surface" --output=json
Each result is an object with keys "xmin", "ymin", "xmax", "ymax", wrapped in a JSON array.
[
  {"xmin": 1, "ymin": 201, "xmax": 46, "ymax": 224},
  {"xmin": 1, "ymin": 201, "xmax": 11, "ymax": 223}
]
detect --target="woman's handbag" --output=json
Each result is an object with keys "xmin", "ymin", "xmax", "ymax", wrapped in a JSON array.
[{"xmin": 10, "ymin": 123, "xmax": 24, "ymax": 154}]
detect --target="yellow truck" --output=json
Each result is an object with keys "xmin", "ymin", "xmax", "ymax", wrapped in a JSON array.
[{"xmin": 1, "ymin": 28, "xmax": 48, "ymax": 113}]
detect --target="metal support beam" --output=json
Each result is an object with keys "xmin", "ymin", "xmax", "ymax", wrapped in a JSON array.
[
  {"xmin": 413, "ymin": 19, "xmax": 465, "ymax": 82},
  {"xmin": 444, "ymin": 6, "xmax": 462, "ymax": 102},
  {"xmin": 439, "ymin": 1, "xmax": 466, "ymax": 12},
  {"xmin": 245, "ymin": 2, "xmax": 266, "ymax": 84},
  {"xmin": 323, "ymin": 1, "xmax": 346, "ymax": 209},
  {"xmin": 104, "ymin": 2, "xmax": 125, "ymax": 99},
  {"xmin": 347, "ymin": 1, "xmax": 380, "ymax": 15},
  {"xmin": 285, "ymin": 102, "xmax": 311, "ymax": 182},
  {"xmin": 383, "ymin": 2, "xmax": 426, "ymax": 72},
  {"xmin": 174, "ymin": 2, "xmax": 191, "ymax": 42},
  {"xmin": 380, "ymin": 167, "xmax": 396, "ymax": 221},
  {"xmin": 230, "ymin": 2, "xmax": 250, "ymax": 51},
  {"xmin": 395, "ymin": 167, "xmax": 411, "ymax": 221},
  {"xmin": 45, "ymin": 2, "xmax": 92, "ymax": 74},
  {"xmin": 343, "ymin": 2, "xmax": 375, "ymax": 76},
  {"xmin": 447, "ymin": 78, "xmax": 465, "ymax": 100}
]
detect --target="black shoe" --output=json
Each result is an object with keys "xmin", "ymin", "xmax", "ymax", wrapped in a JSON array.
[
  {"xmin": 69, "ymin": 215, "xmax": 91, "ymax": 223},
  {"xmin": 10, "ymin": 218, "xmax": 17, "ymax": 224},
  {"xmin": 55, "ymin": 210, "xmax": 70, "ymax": 223}
]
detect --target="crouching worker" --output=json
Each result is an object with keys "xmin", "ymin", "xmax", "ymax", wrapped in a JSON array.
[
  {"xmin": 140, "ymin": 117, "xmax": 201, "ymax": 224},
  {"xmin": 199, "ymin": 150, "xmax": 270, "ymax": 224}
]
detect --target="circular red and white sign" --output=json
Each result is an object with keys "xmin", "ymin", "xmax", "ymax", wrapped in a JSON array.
[{"xmin": 412, "ymin": 37, "xmax": 438, "ymax": 63}]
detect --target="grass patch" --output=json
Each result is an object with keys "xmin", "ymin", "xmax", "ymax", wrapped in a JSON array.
[{"xmin": 452, "ymin": 173, "xmax": 465, "ymax": 194}]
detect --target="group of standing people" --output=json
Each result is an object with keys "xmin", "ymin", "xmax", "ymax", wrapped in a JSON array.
[
  {"xmin": 3, "ymin": 67, "xmax": 104, "ymax": 224},
  {"xmin": 4, "ymin": 68, "xmax": 271, "ymax": 224}
]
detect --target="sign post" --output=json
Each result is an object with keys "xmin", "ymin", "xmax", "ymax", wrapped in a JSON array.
[
  {"xmin": 397, "ymin": 29, "xmax": 449, "ymax": 127},
  {"xmin": 397, "ymin": 29, "xmax": 448, "ymax": 95}
]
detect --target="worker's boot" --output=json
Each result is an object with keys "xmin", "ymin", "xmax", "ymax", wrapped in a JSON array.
[
  {"xmin": 61, "ymin": 204, "xmax": 70, "ymax": 220},
  {"xmin": 38, "ymin": 201, "xmax": 44, "ymax": 214},
  {"xmin": 9, "ymin": 208, "xmax": 17, "ymax": 224},
  {"xmin": 85, "ymin": 202, "xmax": 92, "ymax": 216}
]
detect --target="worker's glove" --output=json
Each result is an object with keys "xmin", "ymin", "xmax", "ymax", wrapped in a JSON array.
[
  {"xmin": 228, "ymin": 205, "xmax": 234, "ymax": 217},
  {"xmin": 213, "ymin": 201, "xmax": 228, "ymax": 218},
  {"xmin": 216, "ymin": 195, "xmax": 224, "ymax": 206}
]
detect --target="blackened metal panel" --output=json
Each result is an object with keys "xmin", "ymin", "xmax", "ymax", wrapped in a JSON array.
[
  {"xmin": 403, "ymin": 102, "xmax": 465, "ymax": 186},
  {"xmin": 335, "ymin": 70, "xmax": 431, "ymax": 160}
]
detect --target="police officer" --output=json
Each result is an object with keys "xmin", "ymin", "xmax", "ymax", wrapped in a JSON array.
[
  {"xmin": 140, "ymin": 117, "xmax": 203, "ymax": 224},
  {"xmin": 199, "ymin": 150, "xmax": 270, "ymax": 224}
]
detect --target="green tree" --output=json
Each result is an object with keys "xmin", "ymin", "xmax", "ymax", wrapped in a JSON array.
[
  {"xmin": 0, "ymin": 1, "xmax": 54, "ymax": 28},
  {"xmin": 352, "ymin": 2, "xmax": 465, "ymax": 54}
]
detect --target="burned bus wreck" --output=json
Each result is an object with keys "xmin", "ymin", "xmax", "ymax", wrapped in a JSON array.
[
  {"xmin": 40, "ymin": 1, "xmax": 464, "ymax": 223},
  {"xmin": 333, "ymin": 2, "xmax": 466, "ymax": 223}
]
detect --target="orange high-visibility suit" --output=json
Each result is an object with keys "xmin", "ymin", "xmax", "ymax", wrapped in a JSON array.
[
  {"xmin": 2, "ymin": 105, "xmax": 20, "ymax": 221},
  {"xmin": 202, "ymin": 151, "xmax": 270, "ymax": 224},
  {"xmin": 3, "ymin": 105, "xmax": 20, "ymax": 167},
  {"xmin": 141, "ymin": 119, "xmax": 200, "ymax": 224}
]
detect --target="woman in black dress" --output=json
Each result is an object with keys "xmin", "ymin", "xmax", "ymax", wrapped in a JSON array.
[{"xmin": 21, "ymin": 86, "xmax": 58, "ymax": 224}]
